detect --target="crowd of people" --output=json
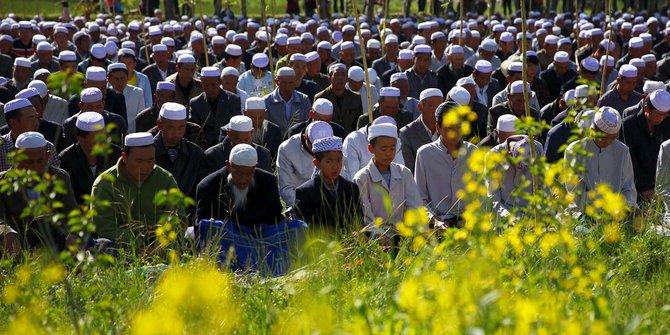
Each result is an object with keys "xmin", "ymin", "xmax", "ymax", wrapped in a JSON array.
[{"xmin": 1, "ymin": 6, "xmax": 670, "ymax": 256}]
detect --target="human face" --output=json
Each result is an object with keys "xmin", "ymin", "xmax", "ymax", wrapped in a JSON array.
[
  {"xmin": 368, "ymin": 136, "xmax": 396, "ymax": 167},
  {"xmin": 244, "ymin": 109, "xmax": 265, "ymax": 128},
  {"xmin": 37, "ymin": 50, "xmax": 54, "ymax": 64},
  {"xmin": 276, "ymin": 75, "xmax": 296, "ymax": 97},
  {"xmin": 617, "ymin": 76, "xmax": 637, "ymax": 96},
  {"xmin": 13, "ymin": 66, "xmax": 31, "ymax": 83},
  {"xmin": 645, "ymin": 105, "xmax": 669, "ymax": 127},
  {"xmin": 348, "ymin": 79, "xmax": 363, "ymax": 92},
  {"xmin": 379, "ymin": 97, "xmax": 400, "ymax": 117},
  {"xmin": 419, "ymin": 96, "xmax": 444, "ymax": 120},
  {"xmin": 438, "ymin": 124, "xmax": 462, "ymax": 147},
  {"xmin": 158, "ymin": 118, "xmax": 186, "ymax": 147},
  {"xmin": 311, "ymin": 111, "xmax": 333, "ymax": 123},
  {"xmin": 201, "ymin": 76, "xmax": 222, "ymax": 99},
  {"xmin": 340, "ymin": 48, "xmax": 355, "ymax": 64},
  {"xmin": 554, "ymin": 61, "xmax": 568, "ymax": 76},
  {"xmin": 228, "ymin": 129, "xmax": 253, "ymax": 146},
  {"xmin": 108, "ymin": 70, "xmax": 129, "ymax": 92},
  {"xmin": 17, "ymin": 147, "xmax": 49, "ymax": 174},
  {"xmin": 80, "ymin": 99, "xmax": 105, "ymax": 114},
  {"xmin": 154, "ymin": 90, "xmax": 175, "ymax": 108},
  {"xmin": 77, "ymin": 129, "xmax": 104, "ymax": 154},
  {"xmin": 122, "ymin": 146, "xmax": 156, "ymax": 183},
  {"xmin": 497, "ymin": 130, "xmax": 515, "ymax": 143},
  {"xmin": 307, "ymin": 59, "xmax": 321, "ymax": 76},
  {"xmin": 472, "ymin": 71, "xmax": 491, "ymax": 87},
  {"xmin": 391, "ymin": 79, "xmax": 409, "ymax": 100},
  {"xmin": 384, "ymin": 43, "xmax": 399, "ymax": 61},
  {"xmin": 152, "ymin": 51, "xmax": 168, "ymax": 66},
  {"xmin": 226, "ymin": 163, "xmax": 255, "ymax": 189},
  {"xmin": 448, "ymin": 52, "xmax": 465, "ymax": 69},
  {"xmin": 413, "ymin": 54, "xmax": 431, "ymax": 74},
  {"xmin": 318, "ymin": 48, "xmax": 330, "ymax": 62},
  {"xmin": 508, "ymin": 93, "xmax": 526, "ymax": 115},
  {"xmin": 432, "ymin": 37, "xmax": 447, "ymax": 54},
  {"xmin": 315, "ymin": 151, "xmax": 343, "ymax": 183},
  {"xmin": 221, "ymin": 75, "xmax": 238, "ymax": 93},
  {"xmin": 176, "ymin": 63, "xmax": 196, "ymax": 83},
  {"xmin": 330, "ymin": 69, "xmax": 347, "ymax": 91},
  {"xmin": 593, "ymin": 129, "xmax": 618, "ymax": 149},
  {"xmin": 10, "ymin": 107, "xmax": 39, "ymax": 134},
  {"xmin": 85, "ymin": 80, "xmax": 107, "ymax": 95},
  {"xmin": 119, "ymin": 55, "xmax": 137, "ymax": 73},
  {"xmin": 291, "ymin": 60, "xmax": 307, "ymax": 80}
]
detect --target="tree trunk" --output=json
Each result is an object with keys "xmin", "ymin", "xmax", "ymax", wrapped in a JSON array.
[
  {"xmin": 365, "ymin": 0, "xmax": 374, "ymax": 20},
  {"xmin": 240, "ymin": 0, "xmax": 247, "ymax": 18},
  {"xmin": 319, "ymin": 0, "xmax": 330, "ymax": 18},
  {"xmin": 164, "ymin": 0, "xmax": 176, "ymax": 20}
]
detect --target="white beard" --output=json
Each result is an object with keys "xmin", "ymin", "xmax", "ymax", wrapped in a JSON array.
[
  {"xmin": 227, "ymin": 174, "xmax": 253, "ymax": 209},
  {"xmin": 251, "ymin": 126, "xmax": 264, "ymax": 144}
]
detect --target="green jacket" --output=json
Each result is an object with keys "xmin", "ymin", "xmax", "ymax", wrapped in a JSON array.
[{"xmin": 91, "ymin": 158, "xmax": 184, "ymax": 244}]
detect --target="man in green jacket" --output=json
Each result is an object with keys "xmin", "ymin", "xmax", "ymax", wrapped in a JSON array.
[{"xmin": 91, "ymin": 132, "xmax": 185, "ymax": 248}]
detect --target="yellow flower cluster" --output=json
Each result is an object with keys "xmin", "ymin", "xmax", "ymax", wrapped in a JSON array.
[
  {"xmin": 586, "ymin": 184, "xmax": 629, "ymax": 222},
  {"xmin": 441, "ymin": 105, "xmax": 478, "ymax": 137}
]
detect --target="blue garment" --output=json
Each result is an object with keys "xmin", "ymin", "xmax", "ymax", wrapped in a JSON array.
[{"xmin": 197, "ymin": 219, "xmax": 307, "ymax": 276}]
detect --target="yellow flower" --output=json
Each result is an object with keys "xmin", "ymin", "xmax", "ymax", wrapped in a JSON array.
[
  {"xmin": 603, "ymin": 223, "xmax": 621, "ymax": 244},
  {"xmin": 42, "ymin": 263, "xmax": 66, "ymax": 284}
]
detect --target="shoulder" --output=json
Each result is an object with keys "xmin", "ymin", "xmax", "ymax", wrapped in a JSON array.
[
  {"xmin": 416, "ymin": 139, "xmax": 438, "ymax": 156},
  {"xmin": 255, "ymin": 168, "xmax": 278, "ymax": 183}
]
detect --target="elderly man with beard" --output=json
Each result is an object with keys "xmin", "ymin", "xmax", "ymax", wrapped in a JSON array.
[
  {"xmin": 196, "ymin": 143, "xmax": 285, "ymax": 227},
  {"xmin": 436, "ymin": 45, "xmax": 473, "ymax": 96}
]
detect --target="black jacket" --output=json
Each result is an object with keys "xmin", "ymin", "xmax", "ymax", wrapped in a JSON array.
[
  {"xmin": 540, "ymin": 67, "xmax": 577, "ymax": 101},
  {"xmin": 189, "ymin": 90, "xmax": 241, "ymax": 148},
  {"xmin": 196, "ymin": 168, "xmax": 285, "ymax": 227},
  {"xmin": 436, "ymin": 64, "xmax": 474, "ymax": 97},
  {"xmin": 203, "ymin": 137, "xmax": 273, "ymax": 176},
  {"xmin": 0, "ymin": 119, "xmax": 63, "ymax": 151},
  {"xmin": 154, "ymin": 134, "xmax": 206, "ymax": 198},
  {"xmin": 293, "ymin": 175, "xmax": 363, "ymax": 232},
  {"xmin": 487, "ymin": 101, "xmax": 541, "ymax": 136},
  {"xmin": 58, "ymin": 142, "xmax": 122, "ymax": 204},
  {"xmin": 68, "ymin": 89, "xmax": 128, "ymax": 124},
  {"xmin": 219, "ymin": 119, "xmax": 283, "ymax": 159},
  {"xmin": 62, "ymin": 111, "xmax": 127, "ymax": 149}
]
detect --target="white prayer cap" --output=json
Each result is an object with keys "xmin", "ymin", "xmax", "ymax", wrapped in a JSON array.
[
  {"xmin": 317, "ymin": 41, "xmax": 332, "ymax": 50},
  {"xmin": 55, "ymin": 26, "xmax": 68, "ymax": 35},
  {"xmin": 474, "ymin": 60, "xmax": 492, "ymax": 73},
  {"xmin": 448, "ymin": 45, "xmax": 464, "ymax": 55},
  {"xmin": 342, "ymin": 24, "xmax": 356, "ymax": 32},
  {"xmin": 340, "ymin": 41, "xmax": 355, "ymax": 51},
  {"xmin": 28, "ymin": 80, "xmax": 47, "ymax": 98},
  {"xmin": 367, "ymin": 123, "xmax": 398, "ymax": 142},
  {"xmin": 380, "ymin": 87, "xmax": 400, "ymax": 97},
  {"xmin": 640, "ymin": 33, "xmax": 653, "ymax": 42},
  {"xmin": 229, "ymin": 115, "xmax": 254, "ymax": 132},
  {"xmin": 80, "ymin": 87, "xmax": 104, "ymax": 103},
  {"xmin": 124, "ymin": 132, "xmax": 155, "ymax": 147},
  {"xmin": 621, "ymin": 22, "xmax": 633, "ymax": 30},
  {"xmin": 245, "ymin": 97, "xmax": 265, "ymax": 110},
  {"xmin": 221, "ymin": 67, "xmax": 239, "ymax": 77},
  {"xmin": 312, "ymin": 98, "xmax": 333, "ymax": 115},
  {"xmin": 328, "ymin": 63, "xmax": 346, "ymax": 74},
  {"xmin": 301, "ymin": 32, "xmax": 314, "ymax": 42},
  {"xmin": 312, "ymin": 136, "xmax": 343, "ymax": 153},
  {"xmin": 500, "ymin": 32, "xmax": 514, "ymax": 43},
  {"xmin": 176, "ymin": 54, "xmax": 196, "ymax": 64},
  {"xmin": 224, "ymin": 44, "xmax": 242, "ymax": 57},
  {"xmin": 105, "ymin": 41, "xmax": 118, "ymax": 55},
  {"xmin": 545, "ymin": 35, "xmax": 559, "ymax": 44},
  {"xmin": 33, "ymin": 69, "xmax": 50, "ymax": 80},
  {"xmin": 58, "ymin": 50, "xmax": 77, "ymax": 62},
  {"xmin": 481, "ymin": 38, "xmax": 498, "ymax": 52},
  {"xmin": 305, "ymin": 51, "xmax": 319, "ymax": 63},
  {"xmin": 497, "ymin": 114, "xmax": 518, "ymax": 132},
  {"xmin": 233, "ymin": 33, "xmax": 248, "ymax": 42},
  {"xmin": 642, "ymin": 54, "xmax": 656, "ymax": 63},
  {"xmin": 118, "ymin": 48, "xmax": 135, "ymax": 57},
  {"xmin": 573, "ymin": 85, "xmax": 593, "ymax": 98},
  {"xmin": 618, "ymin": 64, "xmax": 638, "ymax": 78},
  {"xmin": 200, "ymin": 66, "xmax": 221, "ymax": 78},
  {"xmin": 90, "ymin": 44, "xmax": 107, "ymax": 59},
  {"xmin": 367, "ymin": 38, "xmax": 381, "ymax": 49},
  {"xmin": 552, "ymin": 51, "xmax": 569, "ymax": 63},
  {"xmin": 76, "ymin": 111, "xmax": 105, "ymax": 131},
  {"xmin": 629, "ymin": 37, "xmax": 644, "ymax": 48},
  {"xmin": 4, "ymin": 98, "xmax": 33, "ymax": 114},
  {"xmin": 248, "ymin": 22, "xmax": 260, "ymax": 29},
  {"xmin": 161, "ymin": 37, "xmax": 175, "ymax": 47},
  {"xmin": 417, "ymin": 22, "xmax": 432, "ymax": 30},
  {"xmin": 593, "ymin": 106, "xmax": 622, "ymax": 134},
  {"xmin": 414, "ymin": 44, "xmax": 432, "ymax": 54},
  {"xmin": 276, "ymin": 67, "xmax": 295, "ymax": 78},
  {"xmin": 420, "ymin": 88, "xmax": 443, "ymax": 101},
  {"xmin": 456, "ymin": 76, "xmax": 476, "ymax": 87},
  {"xmin": 156, "ymin": 81, "xmax": 175, "ymax": 92},
  {"xmin": 15, "ymin": 132, "xmax": 46, "ymax": 149},
  {"xmin": 431, "ymin": 32, "xmax": 446, "ymax": 41},
  {"xmin": 600, "ymin": 55, "xmax": 615, "ymax": 67},
  {"xmin": 107, "ymin": 63, "xmax": 127, "ymax": 72},
  {"xmin": 398, "ymin": 49, "xmax": 414, "ymax": 60},
  {"xmin": 152, "ymin": 44, "xmax": 168, "ymax": 53},
  {"xmin": 562, "ymin": 89, "xmax": 576, "ymax": 105},
  {"xmin": 290, "ymin": 53, "xmax": 307, "ymax": 62},
  {"xmin": 581, "ymin": 57, "xmax": 600, "ymax": 72},
  {"xmin": 212, "ymin": 36, "xmax": 226, "ymax": 46},
  {"xmin": 36, "ymin": 41, "xmax": 53, "ymax": 52},
  {"xmin": 492, "ymin": 24, "xmax": 505, "ymax": 32},
  {"xmin": 307, "ymin": 121, "xmax": 334, "ymax": 143},
  {"xmin": 16, "ymin": 88, "xmax": 40, "ymax": 100},
  {"xmin": 644, "ymin": 81, "xmax": 666, "ymax": 94},
  {"xmin": 510, "ymin": 80, "xmax": 531, "ymax": 94},
  {"xmin": 447, "ymin": 86, "xmax": 471, "ymax": 105},
  {"xmin": 507, "ymin": 62, "xmax": 523, "ymax": 72},
  {"xmin": 32, "ymin": 34, "xmax": 47, "ymax": 45},
  {"xmin": 85, "ymin": 66, "xmax": 106, "ymax": 82},
  {"xmin": 385, "ymin": 34, "xmax": 398, "ymax": 44},
  {"xmin": 590, "ymin": 28, "xmax": 603, "ymax": 36},
  {"xmin": 251, "ymin": 53, "xmax": 269, "ymax": 68},
  {"xmin": 390, "ymin": 72, "xmax": 407, "ymax": 83},
  {"xmin": 13, "ymin": 57, "xmax": 30, "ymax": 68},
  {"xmin": 348, "ymin": 66, "xmax": 364, "ymax": 82},
  {"xmin": 629, "ymin": 58, "xmax": 645, "ymax": 68},
  {"xmin": 558, "ymin": 37, "xmax": 572, "ymax": 47},
  {"xmin": 159, "ymin": 102, "xmax": 187, "ymax": 120},
  {"xmin": 148, "ymin": 26, "xmax": 162, "ymax": 36},
  {"xmin": 650, "ymin": 89, "xmax": 670, "ymax": 113}
]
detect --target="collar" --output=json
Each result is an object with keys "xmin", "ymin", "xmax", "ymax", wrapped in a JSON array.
[
  {"xmin": 271, "ymin": 88, "xmax": 299, "ymax": 104},
  {"xmin": 367, "ymin": 159, "xmax": 402, "ymax": 184}
]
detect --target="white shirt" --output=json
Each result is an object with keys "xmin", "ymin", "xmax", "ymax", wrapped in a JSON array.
[
  {"xmin": 342, "ymin": 126, "xmax": 405, "ymax": 181},
  {"xmin": 276, "ymin": 133, "xmax": 314, "ymax": 207}
]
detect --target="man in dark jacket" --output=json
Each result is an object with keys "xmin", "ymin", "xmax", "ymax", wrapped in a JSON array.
[
  {"xmin": 62, "ymin": 87, "xmax": 127, "ymax": 149},
  {"xmin": 67, "ymin": 66, "xmax": 128, "ymax": 123},
  {"xmin": 219, "ymin": 97, "xmax": 283, "ymax": 160}
]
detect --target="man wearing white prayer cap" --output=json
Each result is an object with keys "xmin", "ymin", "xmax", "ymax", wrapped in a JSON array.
[
  {"xmin": 446, "ymin": 86, "xmax": 471, "ymax": 106},
  {"xmin": 405, "ymin": 44, "xmax": 438, "ymax": 100},
  {"xmin": 4, "ymin": 57, "xmax": 32, "ymax": 95},
  {"xmin": 314, "ymin": 64, "xmax": 364, "ymax": 134},
  {"xmin": 165, "ymin": 54, "xmax": 204, "ymax": 109},
  {"xmin": 622, "ymin": 81, "xmax": 668, "ymax": 118},
  {"xmin": 371, "ymin": 34, "xmax": 399, "ymax": 80},
  {"xmin": 218, "ymin": 97, "xmax": 283, "ymax": 159},
  {"xmin": 263, "ymin": 67, "xmax": 311, "ymax": 136},
  {"xmin": 399, "ymin": 88, "xmax": 444, "ymax": 173},
  {"xmin": 136, "ymin": 81, "xmax": 177, "ymax": 132},
  {"xmin": 621, "ymin": 89, "xmax": 670, "ymax": 203},
  {"xmin": 304, "ymin": 51, "xmax": 330, "ymax": 92},
  {"xmin": 189, "ymin": 66, "xmax": 242, "ymax": 148},
  {"xmin": 413, "ymin": 101, "xmax": 477, "ymax": 228},
  {"xmin": 342, "ymin": 116, "xmax": 405, "ymax": 181},
  {"xmin": 117, "ymin": 47, "xmax": 153, "ymax": 108},
  {"xmin": 488, "ymin": 80, "xmax": 541, "ymax": 136},
  {"xmin": 107, "ymin": 63, "xmax": 146, "ymax": 133},
  {"xmin": 598, "ymin": 64, "xmax": 643, "ymax": 114},
  {"xmin": 539, "ymin": 51, "xmax": 578, "ymax": 101},
  {"xmin": 277, "ymin": 121, "xmax": 334, "ymax": 206},
  {"xmin": 78, "ymin": 44, "xmax": 110, "ymax": 74},
  {"xmin": 389, "ymin": 71, "xmax": 420, "ymax": 119},
  {"xmin": 31, "ymin": 79, "xmax": 69, "ymax": 126},
  {"xmin": 464, "ymin": 38, "xmax": 502, "ymax": 72},
  {"xmin": 238, "ymin": 53, "xmax": 274, "ymax": 98},
  {"xmin": 3, "ymin": 87, "xmax": 63, "ymax": 146},
  {"xmin": 565, "ymin": 106, "xmax": 638, "ymax": 212},
  {"xmin": 141, "ymin": 44, "xmax": 177, "ymax": 94},
  {"xmin": 153, "ymin": 102, "xmax": 206, "ymax": 198},
  {"xmin": 352, "ymin": 119, "xmax": 421, "ymax": 244},
  {"xmin": 0, "ymin": 131, "xmax": 77, "ymax": 255},
  {"xmin": 289, "ymin": 53, "xmax": 320, "ymax": 103},
  {"xmin": 470, "ymin": 59, "xmax": 502, "ymax": 109},
  {"xmin": 559, "ymin": 56, "xmax": 600, "ymax": 95},
  {"xmin": 491, "ymin": 60, "xmax": 542, "ymax": 111},
  {"xmin": 357, "ymin": 87, "xmax": 413, "ymax": 130},
  {"xmin": 346, "ymin": 66, "xmax": 379, "ymax": 112},
  {"xmin": 91, "ymin": 131, "xmax": 185, "ymax": 246},
  {"xmin": 62, "ymin": 87, "xmax": 127, "ymax": 149},
  {"xmin": 0, "ymin": 98, "xmax": 61, "ymax": 172},
  {"xmin": 67, "ymin": 66, "xmax": 128, "ymax": 124},
  {"xmin": 32, "ymin": 41, "xmax": 59, "ymax": 73},
  {"xmin": 58, "ymin": 112, "xmax": 122, "ymax": 204},
  {"xmin": 478, "ymin": 114, "xmax": 520, "ymax": 148},
  {"xmin": 196, "ymin": 141, "xmax": 285, "ymax": 228},
  {"xmin": 436, "ymin": 45, "xmax": 473, "ymax": 94},
  {"xmin": 288, "ymin": 98, "xmax": 346, "ymax": 139},
  {"xmin": 204, "ymin": 115, "xmax": 273, "ymax": 176}
]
